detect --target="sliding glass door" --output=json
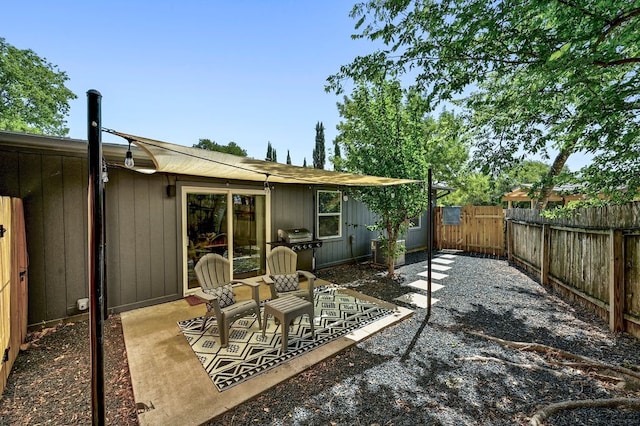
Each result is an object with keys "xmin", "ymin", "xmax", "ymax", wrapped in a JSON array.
[
  {"xmin": 231, "ymin": 194, "xmax": 266, "ymax": 278},
  {"xmin": 184, "ymin": 188, "xmax": 267, "ymax": 292}
]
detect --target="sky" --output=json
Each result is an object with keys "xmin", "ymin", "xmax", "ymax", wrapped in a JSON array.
[
  {"xmin": 4, "ymin": 1, "xmax": 591, "ymax": 171},
  {"xmin": 3, "ymin": 1, "xmax": 368, "ymax": 167}
]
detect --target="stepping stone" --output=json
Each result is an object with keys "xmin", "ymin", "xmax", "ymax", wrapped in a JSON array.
[
  {"xmin": 439, "ymin": 254, "xmax": 457, "ymax": 259},
  {"xmin": 407, "ymin": 280, "xmax": 444, "ymax": 292},
  {"xmin": 418, "ymin": 271, "xmax": 448, "ymax": 280},
  {"xmin": 394, "ymin": 293, "xmax": 438, "ymax": 308},
  {"xmin": 426, "ymin": 264, "xmax": 451, "ymax": 272},
  {"xmin": 440, "ymin": 249, "xmax": 463, "ymax": 253},
  {"xmin": 432, "ymin": 258, "xmax": 455, "ymax": 265}
]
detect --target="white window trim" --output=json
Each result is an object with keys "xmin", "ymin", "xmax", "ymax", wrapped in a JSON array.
[
  {"xmin": 316, "ymin": 189, "xmax": 342, "ymax": 240},
  {"xmin": 409, "ymin": 215, "xmax": 422, "ymax": 230}
]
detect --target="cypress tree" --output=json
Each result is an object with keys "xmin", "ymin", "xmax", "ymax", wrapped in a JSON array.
[{"xmin": 312, "ymin": 121, "xmax": 325, "ymax": 169}]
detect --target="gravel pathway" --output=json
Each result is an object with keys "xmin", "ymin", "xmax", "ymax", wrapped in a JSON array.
[{"xmin": 216, "ymin": 253, "xmax": 640, "ymax": 425}]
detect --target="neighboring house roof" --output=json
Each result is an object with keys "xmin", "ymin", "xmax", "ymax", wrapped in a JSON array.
[
  {"xmin": 106, "ymin": 129, "xmax": 421, "ymax": 187},
  {"xmin": 502, "ymin": 184, "xmax": 585, "ymax": 203}
]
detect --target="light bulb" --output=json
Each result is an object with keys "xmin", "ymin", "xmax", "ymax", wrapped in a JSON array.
[
  {"xmin": 101, "ymin": 159, "xmax": 109, "ymax": 183},
  {"xmin": 124, "ymin": 149, "xmax": 134, "ymax": 168}
]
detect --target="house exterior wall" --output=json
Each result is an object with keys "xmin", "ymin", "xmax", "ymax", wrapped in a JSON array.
[
  {"xmin": 1, "ymin": 134, "xmax": 429, "ymax": 324},
  {"xmin": 0, "ymin": 145, "xmax": 183, "ymax": 323},
  {"xmin": 104, "ymin": 168, "xmax": 180, "ymax": 314},
  {"xmin": 0, "ymin": 147, "xmax": 90, "ymax": 324},
  {"xmin": 269, "ymin": 185, "xmax": 429, "ymax": 271}
]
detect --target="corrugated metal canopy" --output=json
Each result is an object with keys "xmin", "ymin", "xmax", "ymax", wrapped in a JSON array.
[{"xmin": 106, "ymin": 130, "xmax": 421, "ymax": 187}]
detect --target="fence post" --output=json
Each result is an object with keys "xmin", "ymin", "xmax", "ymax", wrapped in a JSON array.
[
  {"xmin": 540, "ymin": 224, "xmax": 550, "ymax": 286},
  {"xmin": 609, "ymin": 229, "xmax": 624, "ymax": 332},
  {"xmin": 506, "ymin": 218, "xmax": 513, "ymax": 262}
]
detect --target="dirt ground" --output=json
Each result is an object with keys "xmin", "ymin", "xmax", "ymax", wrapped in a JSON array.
[
  {"xmin": 0, "ymin": 262, "xmax": 397, "ymax": 425},
  {"xmin": 0, "ymin": 316, "xmax": 138, "ymax": 425}
]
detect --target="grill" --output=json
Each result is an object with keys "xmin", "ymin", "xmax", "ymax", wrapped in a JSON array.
[
  {"xmin": 269, "ymin": 228, "xmax": 323, "ymax": 254},
  {"xmin": 278, "ymin": 228, "xmax": 313, "ymax": 243}
]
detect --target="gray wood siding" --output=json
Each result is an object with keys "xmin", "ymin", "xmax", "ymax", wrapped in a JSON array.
[
  {"xmin": 269, "ymin": 184, "xmax": 314, "ymax": 239},
  {"xmin": 41, "ymin": 155, "xmax": 67, "ymax": 319},
  {"xmin": 0, "ymin": 146, "xmax": 181, "ymax": 324},
  {"xmin": 19, "ymin": 153, "xmax": 47, "ymax": 323},
  {"xmin": 106, "ymin": 168, "xmax": 180, "ymax": 312},
  {"xmin": 405, "ymin": 210, "xmax": 429, "ymax": 250},
  {"xmin": 62, "ymin": 157, "xmax": 88, "ymax": 316},
  {"xmin": 0, "ymin": 150, "xmax": 90, "ymax": 323},
  {"xmin": 269, "ymin": 185, "xmax": 416, "ymax": 270}
]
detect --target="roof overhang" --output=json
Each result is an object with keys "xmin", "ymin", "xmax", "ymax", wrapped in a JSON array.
[{"xmin": 106, "ymin": 130, "xmax": 421, "ymax": 187}]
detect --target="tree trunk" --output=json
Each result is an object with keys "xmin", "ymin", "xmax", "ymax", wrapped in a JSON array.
[
  {"xmin": 386, "ymin": 222, "xmax": 397, "ymax": 277},
  {"xmin": 533, "ymin": 143, "xmax": 575, "ymax": 210}
]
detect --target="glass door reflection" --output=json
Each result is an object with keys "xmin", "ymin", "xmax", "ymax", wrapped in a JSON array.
[
  {"xmin": 232, "ymin": 193, "xmax": 266, "ymax": 278},
  {"xmin": 186, "ymin": 193, "xmax": 228, "ymax": 289}
]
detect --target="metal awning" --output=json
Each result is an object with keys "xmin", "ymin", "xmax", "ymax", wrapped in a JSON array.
[{"xmin": 105, "ymin": 130, "xmax": 421, "ymax": 187}]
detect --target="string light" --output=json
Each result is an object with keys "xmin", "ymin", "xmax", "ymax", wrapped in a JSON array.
[{"xmin": 124, "ymin": 140, "xmax": 135, "ymax": 168}]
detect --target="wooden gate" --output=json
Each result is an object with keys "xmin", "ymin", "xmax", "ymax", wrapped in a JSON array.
[
  {"xmin": 1, "ymin": 196, "xmax": 28, "ymax": 396},
  {"xmin": 434, "ymin": 205, "xmax": 505, "ymax": 256}
]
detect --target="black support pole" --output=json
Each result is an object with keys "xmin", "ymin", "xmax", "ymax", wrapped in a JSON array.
[
  {"xmin": 87, "ymin": 89, "xmax": 106, "ymax": 425},
  {"xmin": 426, "ymin": 168, "xmax": 433, "ymax": 321},
  {"xmin": 399, "ymin": 169, "xmax": 434, "ymax": 362}
]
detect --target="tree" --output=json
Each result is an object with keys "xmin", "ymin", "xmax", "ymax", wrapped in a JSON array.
[
  {"xmin": 312, "ymin": 121, "xmax": 326, "ymax": 169},
  {"xmin": 303, "ymin": 157, "xmax": 307, "ymax": 167},
  {"xmin": 331, "ymin": 137, "xmax": 342, "ymax": 171},
  {"xmin": 443, "ymin": 160, "xmax": 559, "ymax": 206},
  {"xmin": 337, "ymin": 79, "xmax": 469, "ymax": 276},
  {"xmin": 286, "ymin": 150, "xmax": 292, "ymax": 165},
  {"xmin": 0, "ymin": 37, "xmax": 76, "ymax": 136},
  {"xmin": 441, "ymin": 172, "xmax": 494, "ymax": 206},
  {"xmin": 327, "ymin": 1, "xmax": 640, "ymax": 207},
  {"xmin": 193, "ymin": 139, "xmax": 247, "ymax": 156},
  {"xmin": 265, "ymin": 141, "xmax": 277, "ymax": 162}
]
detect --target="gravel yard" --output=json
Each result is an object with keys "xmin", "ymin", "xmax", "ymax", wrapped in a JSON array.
[
  {"xmin": 215, "ymin": 252, "xmax": 640, "ymax": 425},
  {"xmin": 2, "ymin": 251, "xmax": 639, "ymax": 425}
]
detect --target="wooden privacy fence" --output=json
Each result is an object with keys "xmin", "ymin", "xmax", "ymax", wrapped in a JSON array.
[
  {"xmin": 434, "ymin": 205, "xmax": 505, "ymax": 257},
  {"xmin": 0, "ymin": 196, "xmax": 28, "ymax": 396},
  {"xmin": 506, "ymin": 202, "xmax": 640, "ymax": 338}
]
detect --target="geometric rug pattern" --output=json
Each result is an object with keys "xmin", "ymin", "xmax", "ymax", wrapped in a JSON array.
[{"xmin": 178, "ymin": 287, "xmax": 393, "ymax": 391}]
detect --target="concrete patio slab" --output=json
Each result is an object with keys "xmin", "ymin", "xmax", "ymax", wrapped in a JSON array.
[{"xmin": 121, "ymin": 279, "xmax": 412, "ymax": 426}]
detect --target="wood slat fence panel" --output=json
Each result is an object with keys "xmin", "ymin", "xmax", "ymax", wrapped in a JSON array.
[
  {"xmin": 506, "ymin": 202, "xmax": 640, "ymax": 338},
  {"xmin": 626, "ymin": 235, "xmax": 640, "ymax": 317},
  {"xmin": 0, "ymin": 196, "xmax": 11, "ymax": 395},
  {"xmin": 434, "ymin": 205, "xmax": 505, "ymax": 256},
  {"xmin": 0, "ymin": 197, "xmax": 28, "ymax": 396}
]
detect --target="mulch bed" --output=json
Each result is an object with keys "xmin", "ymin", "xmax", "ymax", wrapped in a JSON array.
[{"xmin": 0, "ymin": 316, "xmax": 138, "ymax": 425}]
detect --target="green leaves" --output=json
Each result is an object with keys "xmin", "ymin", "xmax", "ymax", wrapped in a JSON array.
[
  {"xmin": 329, "ymin": 0, "xmax": 640, "ymax": 204},
  {"xmin": 548, "ymin": 43, "xmax": 571, "ymax": 62},
  {"xmin": 336, "ymin": 77, "xmax": 469, "ymax": 274},
  {"xmin": 0, "ymin": 37, "xmax": 76, "ymax": 136},
  {"xmin": 193, "ymin": 139, "xmax": 248, "ymax": 156}
]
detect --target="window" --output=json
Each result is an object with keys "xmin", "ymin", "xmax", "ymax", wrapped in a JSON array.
[
  {"xmin": 317, "ymin": 190, "xmax": 342, "ymax": 239},
  {"xmin": 409, "ymin": 214, "xmax": 421, "ymax": 229}
]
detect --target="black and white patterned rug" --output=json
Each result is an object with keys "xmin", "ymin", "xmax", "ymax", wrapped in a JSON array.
[{"xmin": 178, "ymin": 287, "xmax": 393, "ymax": 391}]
